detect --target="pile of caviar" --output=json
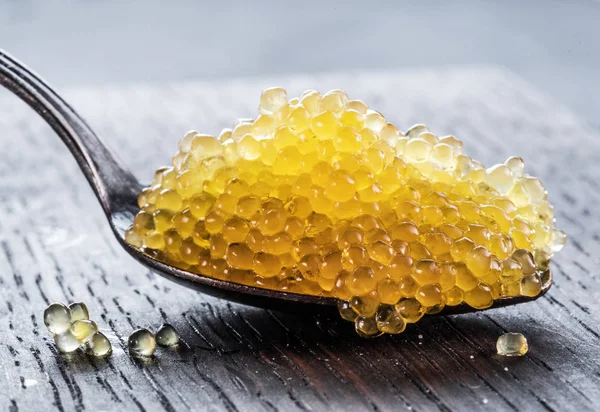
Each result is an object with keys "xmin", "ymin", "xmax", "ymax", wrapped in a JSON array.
[{"xmin": 125, "ymin": 88, "xmax": 565, "ymax": 337}]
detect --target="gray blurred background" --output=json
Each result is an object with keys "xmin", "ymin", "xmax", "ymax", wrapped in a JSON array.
[{"xmin": 1, "ymin": 0, "xmax": 599, "ymax": 125}]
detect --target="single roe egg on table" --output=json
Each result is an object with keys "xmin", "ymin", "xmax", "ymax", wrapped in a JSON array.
[
  {"xmin": 128, "ymin": 328, "xmax": 156, "ymax": 357},
  {"xmin": 125, "ymin": 88, "xmax": 566, "ymax": 337},
  {"xmin": 155, "ymin": 323, "xmax": 180, "ymax": 347},
  {"xmin": 497, "ymin": 332, "xmax": 529, "ymax": 356}
]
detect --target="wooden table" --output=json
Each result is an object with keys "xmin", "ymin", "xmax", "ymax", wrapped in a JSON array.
[{"xmin": 0, "ymin": 66, "xmax": 598, "ymax": 412}]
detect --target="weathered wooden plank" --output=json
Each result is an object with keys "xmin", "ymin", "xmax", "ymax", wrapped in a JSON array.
[{"xmin": 0, "ymin": 66, "xmax": 598, "ymax": 412}]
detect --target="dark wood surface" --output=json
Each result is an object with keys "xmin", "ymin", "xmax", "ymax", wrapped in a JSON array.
[{"xmin": 0, "ymin": 66, "xmax": 598, "ymax": 412}]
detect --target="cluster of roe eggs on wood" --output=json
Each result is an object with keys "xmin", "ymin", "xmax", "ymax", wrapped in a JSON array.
[{"xmin": 126, "ymin": 87, "xmax": 565, "ymax": 337}]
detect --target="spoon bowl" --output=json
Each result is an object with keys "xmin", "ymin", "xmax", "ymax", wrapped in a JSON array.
[{"xmin": 0, "ymin": 49, "xmax": 551, "ymax": 316}]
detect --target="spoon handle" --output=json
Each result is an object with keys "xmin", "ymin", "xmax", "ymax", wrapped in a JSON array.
[{"xmin": 0, "ymin": 49, "xmax": 141, "ymax": 217}]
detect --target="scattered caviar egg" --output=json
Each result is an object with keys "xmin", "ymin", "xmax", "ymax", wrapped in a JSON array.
[
  {"xmin": 44, "ymin": 303, "xmax": 71, "ymax": 334},
  {"xmin": 496, "ymin": 332, "xmax": 528, "ymax": 356},
  {"xmin": 155, "ymin": 323, "xmax": 180, "ymax": 347},
  {"xmin": 68, "ymin": 302, "xmax": 89, "ymax": 322},
  {"xmin": 128, "ymin": 329, "xmax": 156, "ymax": 357},
  {"xmin": 86, "ymin": 332, "xmax": 112, "ymax": 358},
  {"xmin": 44, "ymin": 300, "xmax": 111, "ymax": 357},
  {"xmin": 70, "ymin": 320, "xmax": 99, "ymax": 344},
  {"xmin": 127, "ymin": 88, "xmax": 565, "ymax": 337},
  {"xmin": 54, "ymin": 331, "xmax": 81, "ymax": 353}
]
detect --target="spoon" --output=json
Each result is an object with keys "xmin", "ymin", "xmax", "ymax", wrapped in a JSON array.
[{"xmin": 0, "ymin": 50, "xmax": 551, "ymax": 316}]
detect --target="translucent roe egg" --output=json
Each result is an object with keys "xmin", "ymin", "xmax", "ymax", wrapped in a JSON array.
[
  {"xmin": 70, "ymin": 320, "xmax": 99, "ymax": 344},
  {"xmin": 128, "ymin": 329, "xmax": 156, "ymax": 358},
  {"xmin": 44, "ymin": 303, "xmax": 71, "ymax": 335},
  {"xmin": 54, "ymin": 331, "xmax": 81, "ymax": 353},
  {"xmin": 86, "ymin": 332, "xmax": 113, "ymax": 358},
  {"xmin": 496, "ymin": 332, "xmax": 528, "ymax": 356},
  {"xmin": 68, "ymin": 302, "xmax": 90, "ymax": 322},
  {"xmin": 155, "ymin": 323, "xmax": 180, "ymax": 347}
]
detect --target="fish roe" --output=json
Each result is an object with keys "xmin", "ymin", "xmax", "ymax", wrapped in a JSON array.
[
  {"xmin": 68, "ymin": 302, "xmax": 90, "ymax": 322},
  {"xmin": 155, "ymin": 323, "xmax": 180, "ymax": 347},
  {"xmin": 127, "ymin": 88, "xmax": 566, "ymax": 337},
  {"xmin": 496, "ymin": 332, "xmax": 528, "ymax": 356},
  {"xmin": 44, "ymin": 303, "xmax": 71, "ymax": 335},
  {"xmin": 54, "ymin": 331, "xmax": 81, "ymax": 353},
  {"xmin": 44, "ymin": 301, "xmax": 113, "ymax": 358},
  {"xmin": 70, "ymin": 320, "xmax": 99, "ymax": 344},
  {"xmin": 86, "ymin": 332, "xmax": 113, "ymax": 358},
  {"xmin": 128, "ymin": 329, "xmax": 156, "ymax": 358}
]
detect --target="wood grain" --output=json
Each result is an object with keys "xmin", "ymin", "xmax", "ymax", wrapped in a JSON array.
[{"xmin": 0, "ymin": 66, "xmax": 598, "ymax": 412}]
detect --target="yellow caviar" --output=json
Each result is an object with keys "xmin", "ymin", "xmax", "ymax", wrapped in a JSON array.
[{"xmin": 126, "ymin": 87, "xmax": 566, "ymax": 337}]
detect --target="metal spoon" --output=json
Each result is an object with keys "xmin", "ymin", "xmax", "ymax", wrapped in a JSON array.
[{"xmin": 0, "ymin": 50, "xmax": 551, "ymax": 316}]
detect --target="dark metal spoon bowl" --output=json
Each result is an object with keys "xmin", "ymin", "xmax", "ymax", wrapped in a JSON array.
[{"xmin": 0, "ymin": 50, "xmax": 551, "ymax": 316}]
